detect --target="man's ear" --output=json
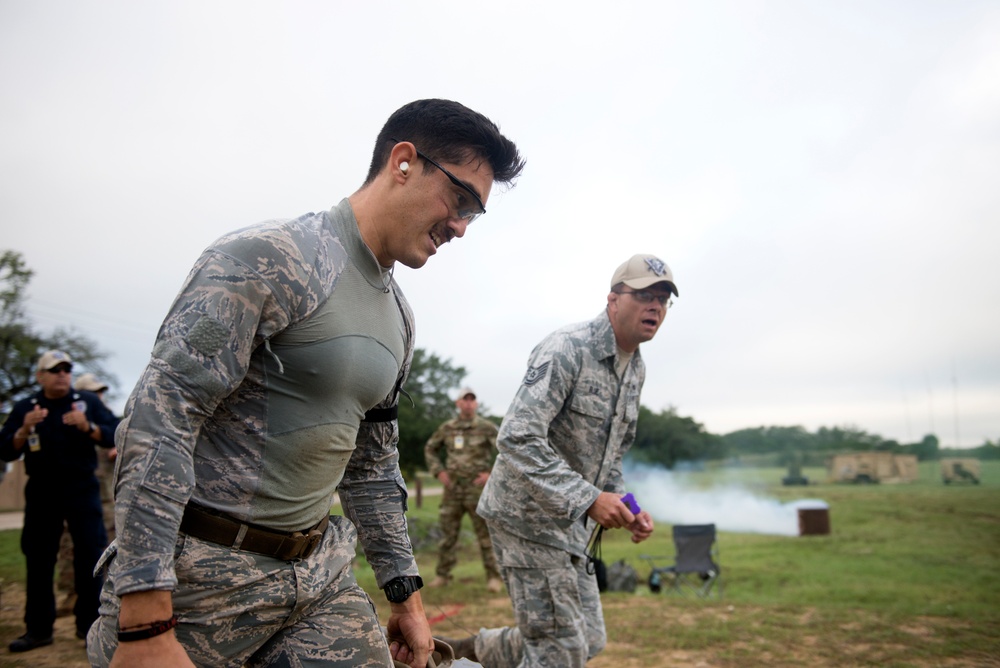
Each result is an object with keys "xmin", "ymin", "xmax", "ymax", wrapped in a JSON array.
[{"xmin": 389, "ymin": 141, "xmax": 418, "ymax": 184}]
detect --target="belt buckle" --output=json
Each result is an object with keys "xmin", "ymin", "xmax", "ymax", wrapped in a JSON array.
[{"xmin": 299, "ymin": 530, "xmax": 323, "ymax": 560}]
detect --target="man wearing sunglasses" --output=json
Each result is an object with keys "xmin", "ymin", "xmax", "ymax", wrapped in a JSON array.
[
  {"xmin": 446, "ymin": 254, "xmax": 677, "ymax": 667},
  {"xmin": 88, "ymin": 99, "xmax": 524, "ymax": 668},
  {"xmin": 0, "ymin": 350, "xmax": 119, "ymax": 653}
]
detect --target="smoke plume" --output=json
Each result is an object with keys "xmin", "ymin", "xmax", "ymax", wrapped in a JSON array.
[{"xmin": 623, "ymin": 461, "xmax": 828, "ymax": 536}]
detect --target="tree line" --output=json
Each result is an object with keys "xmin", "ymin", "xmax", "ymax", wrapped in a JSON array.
[{"xmin": 627, "ymin": 408, "xmax": 999, "ymax": 469}]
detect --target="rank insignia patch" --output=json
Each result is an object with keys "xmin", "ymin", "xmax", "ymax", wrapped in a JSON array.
[{"xmin": 523, "ymin": 362, "xmax": 550, "ymax": 386}]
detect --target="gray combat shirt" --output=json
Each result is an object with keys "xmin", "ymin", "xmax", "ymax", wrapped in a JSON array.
[
  {"xmin": 110, "ymin": 198, "xmax": 418, "ymax": 595},
  {"xmin": 477, "ymin": 310, "xmax": 644, "ymax": 557}
]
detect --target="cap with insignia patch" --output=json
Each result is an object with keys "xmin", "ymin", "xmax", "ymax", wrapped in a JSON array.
[
  {"xmin": 610, "ymin": 254, "xmax": 678, "ymax": 296},
  {"xmin": 36, "ymin": 350, "xmax": 73, "ymax": 372}
]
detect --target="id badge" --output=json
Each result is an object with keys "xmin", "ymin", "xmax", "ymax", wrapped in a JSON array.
[
  {"xmin": 27, "ymin": 433, "xmax": 41, "ymax": 452},
  {"xmin": 454, "ymin": 435, "xmax": 465, "ymax": 450}
]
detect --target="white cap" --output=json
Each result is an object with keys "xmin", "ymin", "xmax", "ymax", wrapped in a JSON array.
[
  {"xmin": 37, "ymin": 350, "xmax": 73, "ymax": 372},
  {"xmin": 74, "ymin": 373, "xmax": 108, "ymax": 392}
]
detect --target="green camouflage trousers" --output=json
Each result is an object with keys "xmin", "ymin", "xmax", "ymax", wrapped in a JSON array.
[
  {"xmin": 475, "ymin": 523, "xmax": 605, "ymax": 667},
  {"xmin": 87, "ymin": 514, "xmax": 393, "ymax": 667},
  {"xmin": 435, "ymin": 479, "xmax": 499, "ymax": 581}
]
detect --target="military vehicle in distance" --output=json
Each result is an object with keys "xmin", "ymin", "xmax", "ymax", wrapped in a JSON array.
[
  {"xmin": 940, "ymin": 458, "xmax": 981, "ymax": 485},
  {"xmin": 826, "ymin": 452, "xmax": 918, "ymax": 484}
]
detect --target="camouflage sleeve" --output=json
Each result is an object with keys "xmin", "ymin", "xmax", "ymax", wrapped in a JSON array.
[
  {"xmin": 495, "ymin": 334, "xmax": 601, "ymax": 523},
  {"xmin": 339, "ymin": 419, "xmax": 419, "ymax": 587},
  {"xmin": 423, "ymin": 423, "xmax": 448, "ymax": 478},
  {"xmin": 485, "ymin": 419, "xmax": 499, "ymax": 470},
  {"xmin": 337, "ymin": 283, "xmax": 418, "ymax": 588},
  {"xmin": 111, "ymin": 245, "xmax": 303, "ymax": 595}
]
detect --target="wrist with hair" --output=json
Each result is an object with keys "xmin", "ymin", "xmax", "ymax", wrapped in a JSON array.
[{"xmin": 118, "ymin": 590, "xmax": 175, "ymax": 631}]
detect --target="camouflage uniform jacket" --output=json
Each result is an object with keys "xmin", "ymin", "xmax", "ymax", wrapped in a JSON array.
[
  {"xmin": 424, "ymin": 415, "xmax": 499, "ymax": 482},
  {"xmin": 110, "ymin": 198, "xmax": 418, "ymax": 596},
  {"xmin": 477, "ymin": 310, "xmax": 643, "ymax": 557}
]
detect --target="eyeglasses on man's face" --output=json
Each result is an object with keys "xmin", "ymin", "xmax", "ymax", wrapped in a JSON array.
[
  {"xmin": 390, "ymin": 139, "xmax": 486, "ymax": 223},
  {"xmin": 46, "ymin": 365, "xmax": 72, "ymax": 375},
  {"xmin": 618, "ymin": 289, "xmax": 674, "ymax": 307}
]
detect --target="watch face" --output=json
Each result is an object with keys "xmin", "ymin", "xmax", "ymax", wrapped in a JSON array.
[
  {"xmin": 385, "ymin": 576, "xmax": 422, "ymax": 603},
  {"xmin": 387, "ymin": 581, "xmax": 408, "ymax": 602}
]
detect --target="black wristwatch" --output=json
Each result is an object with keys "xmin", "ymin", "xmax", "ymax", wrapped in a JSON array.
[{"xmin": 383, "ymin": 575, "xmax": 423, "ymax": 603}]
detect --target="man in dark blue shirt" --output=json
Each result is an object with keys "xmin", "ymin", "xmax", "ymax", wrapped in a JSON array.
[{"xmin": 0, "ymin": 350, "xmax": 119, "ymax": 652}]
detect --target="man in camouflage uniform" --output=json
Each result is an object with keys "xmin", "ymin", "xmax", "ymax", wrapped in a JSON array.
[
  {"xmin": 424, "ymin": 387, "xmax": 502, "ymax": 592},
  {"xmin": 444, "ymin": 254, "xmax": 675, "ymax": 667},
  {"xmin": 87, "ymin": 99, "xmax": 524, "ymax": 668}
]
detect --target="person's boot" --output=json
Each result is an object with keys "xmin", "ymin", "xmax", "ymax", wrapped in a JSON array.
[
  {"xmin": 9, "ymin": 633, "xmax": 54, "ymax": 652},
  {"xmin": 428, "ymin": 575, "xmax": 451, "ymax": 588},
  {"xmin": 436, "ymin": 634, "xmax": 477, "ymax": 662}
]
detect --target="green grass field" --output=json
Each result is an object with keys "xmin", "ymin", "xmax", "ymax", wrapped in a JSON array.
[
  {"xmin": 386, "ymin": 462, "xmax": 1000, "ymax": 666},
  {"xmin": 1, "ymin": 460, "xmax": 997, "ymax": 666}
]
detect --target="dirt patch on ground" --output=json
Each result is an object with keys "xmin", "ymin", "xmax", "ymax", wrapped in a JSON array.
[{"xmin": 4, "ymin": 579, "xmax": 998, "ymax": 668}]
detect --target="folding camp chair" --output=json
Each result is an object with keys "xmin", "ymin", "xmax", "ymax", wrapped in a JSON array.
[{"xmin": 641, "ymin": 523, "xmax": 722, "ymax": 598}]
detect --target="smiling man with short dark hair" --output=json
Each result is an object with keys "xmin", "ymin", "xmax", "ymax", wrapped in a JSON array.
[{"xmin": 87, "ymin": 99, "xmax": 524, "ymax": 668}]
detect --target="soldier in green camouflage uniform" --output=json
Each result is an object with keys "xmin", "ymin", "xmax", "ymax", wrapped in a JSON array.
[
  {"xmin": 424, "ymin": 387, "xmax": 502, "ymax": 592},
  {"xmin": 86, "ymin": 99, "xmax": 524, "ymax": 668},
  {"xmin": 443, "ymin": 254, "xmax": 675, "ymax": 668}
]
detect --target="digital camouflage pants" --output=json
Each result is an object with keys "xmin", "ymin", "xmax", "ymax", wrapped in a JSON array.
[
  {"xmin": 87, "ymin": 514, "xmax": 393, "ymax": 667},
  {"xmin": 474, "ymin": 523, "xmax": 606, "ymax": 668},
  {"xmin": 435, "ymin": 479, "xmax": 499, "ymax": 581}
]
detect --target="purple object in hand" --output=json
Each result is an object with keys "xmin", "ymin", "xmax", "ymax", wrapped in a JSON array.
[{"xmin": 621, "ymin": 492, "xmax": 640, "ymax": 514}]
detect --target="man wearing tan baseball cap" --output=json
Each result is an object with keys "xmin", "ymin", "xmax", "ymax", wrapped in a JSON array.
[
  {"xmin": 444, "ymin": 254, "xmax": 674, "ymax": 666},
  {"xmin": 424, "ymin": 386, "xmax": 502, "ymax": 592},
  {"xmin": 74, "ymin": 373, "xmax": 110, "ymax": 394},
  {"xmin": 0, "ymin": 350, "xmax": 118, "ymax": 652},
  {"xmin": 606, "ymin": 253, "xmax": 678, "ymax": 357},
  {"xmin": 610, "ymin": 253, "xmax": 679, "ymax": 294}
]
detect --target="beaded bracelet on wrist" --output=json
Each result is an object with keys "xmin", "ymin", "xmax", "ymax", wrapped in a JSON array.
[{"xmin": 118, "ymin": 615, "xmax": 179, "ymax": 642}]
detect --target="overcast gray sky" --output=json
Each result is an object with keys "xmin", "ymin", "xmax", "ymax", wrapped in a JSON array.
[{"xmin": 2, "ymin": 1, "xmax": 998, "ymax": 446}]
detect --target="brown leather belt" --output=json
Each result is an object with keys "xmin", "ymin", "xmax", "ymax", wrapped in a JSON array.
[{"xmin": 180, "ymin": 503, "xmax": 329, "ymax": 561}]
